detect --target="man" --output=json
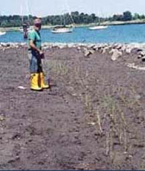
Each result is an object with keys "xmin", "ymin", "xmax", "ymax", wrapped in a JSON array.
[{"xmin": 28, "ymin": 18, "xmax": 49, "ymax": 91}]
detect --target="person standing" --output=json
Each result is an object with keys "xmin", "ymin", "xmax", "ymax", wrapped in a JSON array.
[{"xmin": 28, "ymin": 18, "xmax": 49, "ymax": 91}]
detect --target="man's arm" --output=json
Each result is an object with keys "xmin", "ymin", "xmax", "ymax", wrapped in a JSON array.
[{"xmin": 29, "ymin": 40, "xmax": 43, "ymax": 55}]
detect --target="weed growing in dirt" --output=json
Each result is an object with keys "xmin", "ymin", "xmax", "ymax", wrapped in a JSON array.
[
  {"xmin": 44, "ymin": 60, "xmax": 69, "ymax": 76},
  {"xmin": 43, "ymin": 52, "xmax": 144, "ymax": 169}
]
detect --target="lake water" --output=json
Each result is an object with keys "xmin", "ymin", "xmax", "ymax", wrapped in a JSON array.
[{"xmin": 1, "ymin": 24, "xmax": 145, "ymax": 43}]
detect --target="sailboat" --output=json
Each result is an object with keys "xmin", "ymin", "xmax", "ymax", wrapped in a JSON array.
[
  {"xmin": 89, "ymin": 25, "xmax": 108, "ymax": 30},
  {"xmin": 89, "ymin": 13, "xmax": 108, "ymax": 30},
  {"xmin": 0, "ymin": 13, "xmax": 6, "ymax": 36},
  {"xmin": 0, "ymin": 31, "xmax": 6, "ymax": 36},
  {"xmin": 51, "ymin": 25, "xmax": 74, "ymax": 34},
  {"xmin": 51, "ymin": 0, "xmax": 75, "ymax": 34},
  {"xmin": 20, "ymin": 1, "xmax": 32, "ymax": 39},
  {"xmin": 51, "ymin": 12, "xmax": 74, "ymax": 34}
]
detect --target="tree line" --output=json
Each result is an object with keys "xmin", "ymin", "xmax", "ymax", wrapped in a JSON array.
[{"xmin": 0, "ymin": 11, "xmax": 145, "ymax": 27}]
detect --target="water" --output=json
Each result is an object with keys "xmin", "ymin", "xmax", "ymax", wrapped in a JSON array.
[{"xmin": 1, "ymin": 24, "xmax": 145, "ymax": 43}]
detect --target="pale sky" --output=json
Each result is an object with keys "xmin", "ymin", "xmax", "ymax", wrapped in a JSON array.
[{"xmin": 0, "ymin": 0, "xmax": 145, "ymax": 17}]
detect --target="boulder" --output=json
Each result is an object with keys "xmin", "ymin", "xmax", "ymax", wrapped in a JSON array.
[
  {"xmin": 92, "ymin": 45, "xmax": 99, "ymax": 51},
  {"xmin": 138, "ymin": 51, "xmax": 145, "ymax": 56},
  {"xmin": 109, "ymin": 49, "xmax": 115, "ymax": 54},
  {"xmin": 87, "ymin": 44, "xmax": 95, "ymax": 49},
  {"xmin": 121, "ymin": 45, "xmax": 127, "ymax": 52},
  {"xmin": 137, "ymin": 50, "xmax": 145, "ymax": 60},
  {"xmin": 111, "ymin": 49, "xmax": 122, "ymax": 61},
  {"xmin": 142, "ymin": 56, "xmax": 145, "ymax": 62},
  {"xmin": 116, "ymin": 44, "xmax": 123, "ymax": 50},
  {"xmin": 77, "ymin": 46, "xmax": 81, "ymax": 50},
  {"xmin": 67, "ymin": 43, "xmax": 75, "ymax": 48},
  {"xmin": 89, "ymin": 49, "xmax": 95, "ymax": 54},
  {"xmin": 83, "ymin": 48, "xmax": 95, "ymax": 57},
  {"xmin": 131, "ymin": 48, "xmax": 142, "ymax": 54},
  {"xmin": 125, "ymin": 48, "xmax": 132, "ymax": 54},
  {"xmin": 102, "ymin": 46, "xmax": 110, "ymax": 54},
  {"xmin": 84, "ymin": 48, "xmax": 91, "ymax": 57}
]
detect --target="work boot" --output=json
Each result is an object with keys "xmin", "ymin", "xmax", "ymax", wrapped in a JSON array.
[
  {"xmin": 40, "ymin": 72, "xmax": 49, "ymax": 89},
  {"xmin": 31, "ymin": 73, "xmax": 42, "ymax": 91}
]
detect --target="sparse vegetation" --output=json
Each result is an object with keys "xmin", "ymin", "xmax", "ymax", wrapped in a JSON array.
[
  {"xmin": 44, "ymin": 46, "xmax": 145, "ymax": 169},
  {"xmin": 0, "ymin": 46, "xmax": 145, "ymax": 170}
]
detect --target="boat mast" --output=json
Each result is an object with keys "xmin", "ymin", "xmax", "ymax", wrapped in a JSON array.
[
  {"xmin": 26, "ymin": 0, "xmax": 30, "ymax": 25},
  {"xmin": 20, "ymin": 5, "xmax": 24, "ymax": 25},
  {"xmin": 64, "ymin": 0, "xmax": 75, "ymax": 27}
]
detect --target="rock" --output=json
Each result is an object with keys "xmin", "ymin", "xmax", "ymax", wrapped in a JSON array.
[
  {"xmin": 92, "ymin": 45, "xmax": 99, "ymax": 51},
  {"xmin": 2, "ymin": 48, "xmax": 6, "ymax": 52},
  {"xmin": 77, "ymin": 46, "xmax": 81, "ymax": 50},
  {"xmin": 1, "ymin": 43, "xmax": 6, "ymax": 47},
  {"xmin": 20, "ymin": 43, "xmax": 26, "ymax": 46},
  {"xmin": 43, "ymin": 46, "xmax": 49, "ymax": 50},
  {"xmin": 139, "ymin": 51, "xmax": 145, "ymax": 56},
  {"xmin": 142, "ymin": 56, "xmax": 145, "ymax": 62},
  {"xmin": 109, "ymin": 49, "xmax": 115, "ymax": 54},
  {"xmin": 125, "ymin": 43, "xmax": 144, "ymax": 54},
  {"xmin": 6, "ymin": 43, "xmax": 10, "ymax": 47},
  {"xmin": 111, "ymin": 49, "xmax": 122, "ymax": 61},
  {"xmin": 59, "ymin": 45, "xmax": 67, "ymax": 49},
  {"xmin": 84, "ymin": 48, "xmax": 91, "ymax": 57},
  {"xmin": 137, "ymin": 50, "xmax": 145, "ymax": 60},
  {"xmin": 67, "ymin": 43, "xmax": 74, "ymax": 48},
  {"xmin": 89, "ymin": 49, "xmax": 95, "ymax": 54},
  {"xmin": 138, "ymin": 54, "xmax": 142, "ymax": 59},
  {"xmin": 121, "ymin": 45, "xmax": 127, "ymax": 52},
  {"xmin": 116, "ymin": 44, "xmax": 123, "ymax": 50},
  {"xmin": 127, "ymin": 63, "xmax": 145, "ymax": 70},
  {"xmin": 134, "ymin": 95, "xmax": 141, "ymax": 100},
  {"xmin": 131, "ymin": 48, "xmax": 142, "ymax": 54},
  {"xmin": 83, "ymin": 48, "xmax": 95, "ymax": 57},
  {"xmin": 112, "ymin": 43, "xmax": 119, "ymax": 49},
  {"xmin": 87, "ymin": 44, "xmax": 95, "ymax": 49},
  {"xmin": 126, "ymin": 48, "xmax": 132, "ymax": 54},
  {"xmin": 0, "ymin": 115, "xmax": 5, "ymax": 121},
  {"xmin": 102, "ymin": 46, "xmax": 110, "ymax": 54}
]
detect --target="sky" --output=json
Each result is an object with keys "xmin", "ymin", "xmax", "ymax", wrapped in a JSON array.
[{"xmin": 0, "ymin": 0, "xmax": 145, "ymax": 17}]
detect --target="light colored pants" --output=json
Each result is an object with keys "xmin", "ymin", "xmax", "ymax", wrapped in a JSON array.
[{"xmin": 28, "ymin": 50, "xmax": 43, "ymax": 73}]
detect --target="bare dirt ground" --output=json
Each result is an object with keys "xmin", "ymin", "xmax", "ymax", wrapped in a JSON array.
[{"xmin": 0, "ymin": 46, "xmax": 145, "ymax": 170}]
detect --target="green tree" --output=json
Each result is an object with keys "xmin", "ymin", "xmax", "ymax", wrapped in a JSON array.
[
  {"xmin": 134, "ymin": 13, "xmax": 140, "ymax": 20},
  {"xmin": 112, "ymin": 14, "xmax": 123, "ymax": 21},
  {"xmin": 123, "ymin": 11, "xmax": 132, "ymax": 21}
]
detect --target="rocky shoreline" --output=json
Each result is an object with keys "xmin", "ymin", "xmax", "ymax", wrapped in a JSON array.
[{"xmin": 1, "ymin": 42, "xmax": 145, "ymax": 62}]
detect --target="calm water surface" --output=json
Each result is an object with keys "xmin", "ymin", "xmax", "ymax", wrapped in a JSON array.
[{"xmin": 1, "ymin": 24, "xmax": 145, "ymax": 43}]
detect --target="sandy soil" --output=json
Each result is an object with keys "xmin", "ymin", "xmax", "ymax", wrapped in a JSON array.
[{"xmin": 0, "ymin": 46, "xmax": 145, "ymax": 170}]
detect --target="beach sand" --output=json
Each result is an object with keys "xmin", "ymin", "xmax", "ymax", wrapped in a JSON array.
[{"xmin": 0, "ymin": 45, "xmax": 145, "ymax": 170}]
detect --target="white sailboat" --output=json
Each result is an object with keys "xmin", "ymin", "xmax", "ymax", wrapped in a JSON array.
[
  {"xmin": 89, "ymin": 12, "xmax": 108, "ymax": 30},
  {"xmin": 0, "ymin": 31, "xmax": 6, "ymax": 36},
  {"xmin": 51, "ymin": 12, "xmax": 74, "ymax": 34},
  {"xmin": 0, "ymin": 12, "xmax": 6, "ymax": 36},
  {"xmin": 51, "ymin": 26, "xmax": 74, "ymax": 33},
  {"xmin": 51, "ymin": 0, "xmax": 75, "ymax": 34},
  {"xmin": 89, "ymin": 25, "xmax": 108, "ymax": 30},
  {"xmin": 19, "ymin": 1, "xmax": 32, "ymax": 38}
]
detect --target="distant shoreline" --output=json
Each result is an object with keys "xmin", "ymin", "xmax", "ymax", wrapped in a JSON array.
[{"xmin": 1, "ymin": 20, "xmax": 145, "ymax": 32}]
